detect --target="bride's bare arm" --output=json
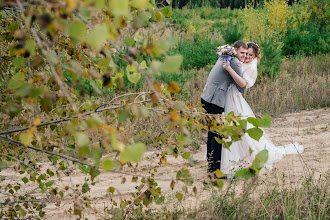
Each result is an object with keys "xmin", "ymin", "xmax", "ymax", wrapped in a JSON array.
[{"xmin": 222, "ymin": 61, "xmax": 247, "ymax": 88}]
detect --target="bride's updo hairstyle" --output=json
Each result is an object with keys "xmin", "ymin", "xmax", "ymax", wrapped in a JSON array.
[{"xmin": 247, "ymin": 41, "xmax": 261, "ymax": 62}]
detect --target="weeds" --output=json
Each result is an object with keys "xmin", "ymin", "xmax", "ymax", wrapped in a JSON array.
[{"xmin": 197, "ymin": 172, "xmax": 329, "ymax": 219}]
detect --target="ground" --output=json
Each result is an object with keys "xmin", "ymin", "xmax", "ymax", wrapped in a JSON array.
[{"xmin": 1, "ymin": 108, "xmax": 329, "ymax": 219}]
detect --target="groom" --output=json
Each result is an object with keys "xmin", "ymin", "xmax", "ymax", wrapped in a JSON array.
[{"xmin": 201, "ymin": 40, "xmax": 248, "ymax": 173}]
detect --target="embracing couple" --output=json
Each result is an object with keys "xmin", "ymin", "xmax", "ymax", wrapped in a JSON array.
[{"xmin": 201, "ymin": 41, "xmax": 303, "ymax": 178}]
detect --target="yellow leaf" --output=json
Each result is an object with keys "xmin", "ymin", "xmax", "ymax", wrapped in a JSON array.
[
  {"xmin": 130, "ymin": 0, "xmax": 151, "ymax": 10},
  {"xmin": 215, "ymin": 169, "xmax": 226, "ymax": 178},
  {"xmin": 33, "ymin": 118, "xmax": 41, "ymax": 126},
  {"xmin": 19, "ymin": 133, "xmax": 33, "ymax": 146},
  {"xmin": 169, "ymin": 110, "xmax": 179, "ymax": 122},
  {"xmin": 160, "ymin": 156, "xmax": 168, "ymax": 164},
  {"xmin": 152, "ymin": 83, "xmax": 162, "ymax": 92},
  {"xmin": 139, "ymin": 60, "xmax": 147, "ymax": 69},
  {"xmin": 66, "ymin": 0, "xmax": 77, "ymax": 10},
  {"xmin": 166, "ymin": 82, "xmax": 180, "ymax": 93},
  {"xmin": 126, "ymin": 64, "xmax": 137, "ymax": 73},
  {"xmin": 110, "ymin": 0, "xmax": 129, "ymax": 17},
  {"xmin": 27, "ymin": 127, "xmax": 37, "ymax": 134}
]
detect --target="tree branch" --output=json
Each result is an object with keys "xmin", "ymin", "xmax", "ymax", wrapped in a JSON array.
[
  {"xmin": 0, "ymin": 135, "xmax": 96, "ymax": 167},
  {"xmin": 0, "ymin": 99, "xmax": 151, "ymax": 135}
]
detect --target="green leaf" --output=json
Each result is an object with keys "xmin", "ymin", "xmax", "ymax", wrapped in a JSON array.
[
  {"xmin": 68, "ymin": 21, "xmax": 86, "ymax": 42},
  {"xmin": 216, "ymin": 179, "xmax": 224, "ymax": 189},
  {"xmin": 8, "ymin": 72, "xmax": 25, "ymax": 89},
  {"xmin": 247, "ymin": 117, "xmax": 259, "ymax": 127},
  {"xmin": 223, "ymin": 141, "xmax": 232, "ymax": 150},
  {"xmin": 25, "ymin": 39, "xmax": 36, "ymax": 56},
  {"xmin": 247, "ymin": 128, "xmax": 263, "ymax": 141},
  {"xmin": 45, "ymin": 180, "xmax": 54, "ymax": 187},
  {"xmin": 161, "ymin": 55, "xmax": 183, "ymax": 73},
  {"xmin": 102, "ymin": 159, "xmax": 114, "ymax": 171},
  {"xmin": 94, "ymin": 0, "xmax": 106, "ymax": 9},
  {"xmin": 251, "ymin": 149, "xmax": 268, "ymax": 170},
  {"xmin": 108, "ymin": 186, "xmax": 115, "ymax": 193},
  {"xmin": 215, "ymin": 137, "xmax": 225, "ymax": 144},
  {"xmin": 153, "ymin": 11, "xmax": 164, "ymax": 22},
  {"xmin": 22, "ymin": 177, "xmax": 29, "ymax": 184},
  {"xmin": 1, "ymin": 102, "xmax": 22, "ymax": 119},
  {"xmin": 67, "ymin": 144, "xmax": 75, "ymax": 149},
  {"xmin": 125, "ymin": 37, "xmax": 135, "ymax": 46},
  {"xmin": 235, "ymin": 168, "xmax": 254, "ymax": 179},
  {"xmin": 75, "ymin": 132, "xmax": 90, "ymax": 148},
  {"xmin": 127, "ymin": 72, "xmax": 141, "ymax": 84},
  {"xmin": 182, "ymin": 152, "xmax": 190, "ymax": 159},
  {"xmin": 118, "ymin": 110, "xmax": 130, "ymax": 122},
  {"xmin": 259, "ymin": 114, "xmax": 272, "ymax": 128},
  {"xmin": 110, "ymin": 0, "xmax": 129, "ymax": 16},
  {"xmin": 19, "ymin": 132, "xmax": 33, "ymax": 146},
  {"xmin": 175, "ymin": 192, "xmax": 183, "ymax": 202},
  {"xmin": 120, "ymin": 143, "xmax": 145, "ymax": 163},
  {"xmin": 47, "ymin": 169, "xmax": 54, "ymax": 177},
  {"xmin": 86, "ymin": 24, "xmax": 108, "ymax": 50},
  {"xmin": 89, "ymin": 167, "xmax": 100, "ymax": 182},
  {"xmin": 12, "ymin": 56, "xmax": 27, "ymax": 69},
  {"xmin": 161, "ymin": 6, "xmax": 173, "ymax": 18},
  {"xmin": 82, "ymin": 182, "xmax": 90, "ymax": 193}
]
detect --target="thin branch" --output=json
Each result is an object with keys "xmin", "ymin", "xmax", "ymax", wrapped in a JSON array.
[
  {"xmin": 0, "ymin": 153, "xmax": 36, "ymax": 172},
  {"xmin": 0, "ymin": 99, "xmax": 151, "ymax": 135},
  {"xmin": 0, "ymin": 135, "xmax": 96, "ymax": 168},
  {"xmin": 95, "ymin": 92, "xmax": 152, "ymax": 111},
  {"xmin": 0, "ymin": 198, "xmax": 56, "ymax": 205},
  {"xmin": 0, "ymin": 135, "xmax": 195, "ymax": 182}
]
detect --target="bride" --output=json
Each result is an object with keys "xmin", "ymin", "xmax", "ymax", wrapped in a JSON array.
[{"xmin": 220, "ymin": 42, "xmax": 304, "ymax": 177}]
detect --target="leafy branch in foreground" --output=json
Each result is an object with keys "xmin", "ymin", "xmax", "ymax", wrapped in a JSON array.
[{"xmin": 1, "ymin": 0, "xmax": 273, "ymax": 218}]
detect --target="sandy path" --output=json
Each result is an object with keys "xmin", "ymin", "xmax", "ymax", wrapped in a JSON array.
[{"xmin": 1, "ymin": 108, "xmax": 329, "ymax": 219}]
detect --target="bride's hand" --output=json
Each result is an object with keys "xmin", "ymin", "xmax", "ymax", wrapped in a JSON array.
[{"xmin": 222, "ymin": 61, "xmax": 231, "ymax": 70}]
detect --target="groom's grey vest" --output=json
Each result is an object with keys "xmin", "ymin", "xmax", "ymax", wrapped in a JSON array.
[{"xmin": 201, "ymin": 57, "xmax": 246, "ymax": 108}]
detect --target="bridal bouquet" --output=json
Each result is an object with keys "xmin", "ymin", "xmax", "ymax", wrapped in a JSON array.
[{"xmin": 216, "ymin": 44, "xmax": 237, "ymax": 66}]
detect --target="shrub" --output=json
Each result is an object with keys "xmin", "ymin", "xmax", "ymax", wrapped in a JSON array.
[
  {"xmin": 258, "ymin": 34, "xmax": 283, "ymax": 78},
  {"xmin": 281, "ymin": 22, "xmax": 330, "ymax": 56},
  {"xmin": 221, "ymin": 22, "xmax": 245, "ymax": 44},
  {"xmin": 170, "ymin": 34, "xmax": 221, "ymax": 69}
]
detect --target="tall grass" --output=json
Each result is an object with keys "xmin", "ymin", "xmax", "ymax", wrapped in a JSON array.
[{"xmin": 197, "ymin": 173, "xmax": 329, "ymax": 219}]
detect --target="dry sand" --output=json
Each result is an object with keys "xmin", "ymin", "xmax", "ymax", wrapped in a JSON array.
[{"xmin": 1, "ymin": 108, "xmax": 329, "ymax": 219}]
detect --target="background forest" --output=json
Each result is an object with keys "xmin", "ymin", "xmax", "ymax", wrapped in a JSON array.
[{"xmin": 0, "ymin": 0, "xmax": 329, "ymax": 219}]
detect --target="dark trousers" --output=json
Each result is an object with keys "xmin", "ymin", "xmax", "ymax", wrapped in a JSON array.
[{"xmin": 201, "ymin": 98, "xmax": 224, "ymax": 172}]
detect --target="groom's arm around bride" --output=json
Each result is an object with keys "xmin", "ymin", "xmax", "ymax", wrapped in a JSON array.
[{"xmin": 200, "ymin": 40, "xmax": 248, "ymax": 173}]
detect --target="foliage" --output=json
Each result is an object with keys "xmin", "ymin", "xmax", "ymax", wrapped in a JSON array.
[
  {"xmin": 281, "ymin": 22, "xmax": 330, "ymax": 56},
  {"xmin": 209, "ymin": 173, "xmax": 329, "ymax": 219},
  {"xmin": 170, "ymin": 34, "xmax": 221, "ymax": 69},
  {"xmin": 258, "ymin": 34, "xmax": 283, "ymax": 78},
  {"xmin": 221, "ymin": 22, "xmax": 245, "ymax": 44},
  {"xmin": 0, "ymin": 1, "xmax": 273, "ymax": 218}
]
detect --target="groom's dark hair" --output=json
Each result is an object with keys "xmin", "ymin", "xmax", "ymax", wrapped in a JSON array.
[{"xmin": 233, "ymin": 40, "xmax": 248, "ymax": 49}]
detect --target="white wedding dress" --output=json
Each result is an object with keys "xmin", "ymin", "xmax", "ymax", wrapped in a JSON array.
[{"xmin": 220, "ymin": 58, "xmax": 304, "ymax": 177}]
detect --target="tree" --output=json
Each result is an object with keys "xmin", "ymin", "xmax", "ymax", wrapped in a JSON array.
[{"xmin": 0, "ymin": 0, "xmax": 270, "ymax": 218}]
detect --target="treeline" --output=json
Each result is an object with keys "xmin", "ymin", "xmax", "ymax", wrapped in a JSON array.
[{"xmin": 158, "ymin": 0, "xmax": 298, "ymax": 9}]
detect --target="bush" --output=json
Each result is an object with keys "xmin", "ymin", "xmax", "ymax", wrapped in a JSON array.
[
  {"xmin": 221, "ymin": 22, "xmax": 245, "ymax": 44},
  {"xmin": 170, "ymin": 34, "xmax": 221, "ymax": 69},
  {"xmin": 282, "ymin": 22, "xmax": 330, "ymax": 56},
  {"xmin": 259, "ymin": 34, "xmax": 283, "ymax": 78}
]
